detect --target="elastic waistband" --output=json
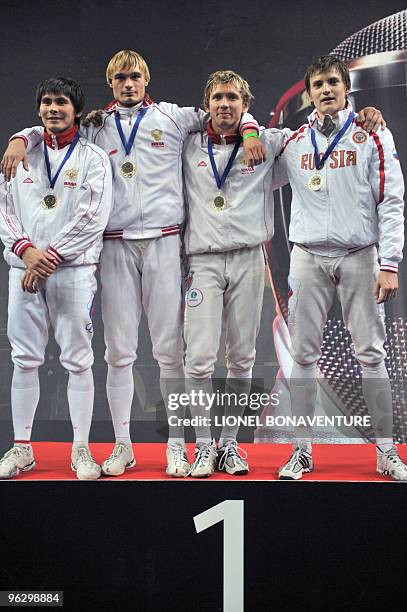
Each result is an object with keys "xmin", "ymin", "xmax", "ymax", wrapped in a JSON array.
[
  {"xmin": 295, "ymin": 242, "xmax": 376, "ymax": 257},
  {"xmin": 103, "ymin": 230, "xmax": 123, "ymax": 241},
  {"xmin": 103, "ymin": 225, "xmax": 181, "ymax": 241}
]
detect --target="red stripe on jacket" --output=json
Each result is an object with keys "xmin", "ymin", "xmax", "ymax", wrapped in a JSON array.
[
  {"xmin": 279, "ymin": 124, "xmax": 308, "ymax": 156},
  {"xmin": 370, "ymin": 132, "xmax": 385, "ymax": 204}
]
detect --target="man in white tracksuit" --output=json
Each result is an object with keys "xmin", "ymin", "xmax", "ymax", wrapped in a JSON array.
[
  {"xmin": 181, "ymin": 69, "xmax": 384, "ymax": 478},
  {"xmin": 0, "ymin": 77, "xmax": 112, "ymax": 480},
  {"xmin": 182, "ymin": 70, "xmax": 286, "ymax": 477},
  {"xmin": 276, "ymin": 55, "xmax": 407, "ymax": 481},
  {"xmin": 2, "ymin": 51, "xmax": 262, "ymax": 478}
]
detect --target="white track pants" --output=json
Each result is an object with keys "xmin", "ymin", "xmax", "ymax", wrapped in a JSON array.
[
  {"xmin": 185, "ymin": 245, "xmax": 265, "ymax": 379},
  {"xmin": 8, "ymin": 265, "xmax": 97, "ymax": 371},
  {"xmin": 101, "ymin": 236, "xmax": 184, "ymax": 370}
]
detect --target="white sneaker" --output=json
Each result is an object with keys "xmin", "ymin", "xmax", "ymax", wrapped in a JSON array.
[
  {"xmin": 166, "ymin": 442, "xmax": 190, "ymax": 477},
  {"xmin": 0, "ymin": 444, "xmax": 35, "ymax": 479},
  {"xmin": 216, "ymin": 440, "xmax": 249, "ymax": 475},
  {"xmin": 189, "ymin": 442, "xmax": 217, "ymax": 478},
  {"xmin": 71, "ymin": 446, "xmax": 101, "ymax": 481},
  {"xmin": 377, "ymin": 446, "xmax": 407, "ymax": 481},
  {"xmin": 101, "ymin": 442, "xmax": 136, "ymax": 477},
  {"xmin": 279, "ymin": 446, "xmax": 314, "ymax": 480}
]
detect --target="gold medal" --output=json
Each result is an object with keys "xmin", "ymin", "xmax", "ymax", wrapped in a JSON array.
[
  {"xmin": 42, "ymin": 194, "xmax": 58, "ymax": 209},
  {"xmin": 308, "ymin": 174, "xmax": 323, "ymax": 191},
  {"xmin": 120, "ymin": 161, "xmax": 136, "ymax": 178},
  {"xmin": 213, "ymin": 193, "xmax": 227, "ymax": 211}
]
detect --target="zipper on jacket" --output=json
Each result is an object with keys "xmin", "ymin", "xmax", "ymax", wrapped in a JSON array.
[
  {"xmin": 324, "ymin": 133, "xmax": 330, "ymax": 250},
  {"xmin": 137, "ymin": 174, "xmax": 144, "ymax": 235}
]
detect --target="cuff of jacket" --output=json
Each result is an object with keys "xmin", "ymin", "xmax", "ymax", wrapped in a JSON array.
[
  {"xmin": 47, "ymin": 246, "xmax": 64, "ymax": 264},
  {"xmin": 12, "ymin": 238, "xmax": 33, "ymax": 257},
  {"xmin": 9, "ymin": 135, "xmax": 28, "ymax": 146},
  {"xmin": 240, "ymin": 122, "xmax": 259, "ymax": 136},
  {"xmin": 380, "ymin": 260, "xmax": 398, "ymax": 273}
]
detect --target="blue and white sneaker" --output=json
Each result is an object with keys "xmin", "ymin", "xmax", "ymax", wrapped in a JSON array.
[
  {"xmin": 279, "ymin": 446, "xmax": 313, "ymax": 480},
  {"xmin": 216, "ymin": 440, "xmax": 249, "ymax": 475},
  {"xmin": 189, "ymin": 442, "xmax": 217, "ymax": 478}
]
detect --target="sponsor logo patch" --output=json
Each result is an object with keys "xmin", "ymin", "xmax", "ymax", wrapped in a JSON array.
[
  {"xmin": 352, "ymin": 131, "xmax": 367, "ymax": 144},
  {"xmin": 186, "ymin": 288, "xmax": 203, "ymax": 307},
  {"xmin": 64, "ymin": 168, "xmax": 78, "ymax": 180},
  {"xmin": 64, "ymin": 181, "xmax": 77, "ymax": 188},
  {"xmin": 108, "ymin": 149, "xmax": 118, "ymax": 156},
  {"xmin": 237, "ymin": 153, "xmax": 255, "ymax": 174},
  {"xmin": 198, "ymin": 160, "xmax": 207, "ymax": 167},
  {"xmin": 151, "ymin": 129, "xmax": 164, "ymax": 147},
  {"xmin": 151, "ymin": 129, "xmax": 163, "ymax": 141}
]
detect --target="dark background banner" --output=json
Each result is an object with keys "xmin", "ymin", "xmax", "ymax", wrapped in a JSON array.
[
  {"xmin": 1, "ymin": 0, "xmax": 405, "ymax": 137},
  {"xmin": 0, "ymin": 0, "xmax": 405, "ymax": 445}
]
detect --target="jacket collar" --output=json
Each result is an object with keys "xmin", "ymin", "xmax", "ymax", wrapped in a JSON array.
[
  {"xmin": 43, "ymin": 125, "xmax": 79, "ymax": 149},
  {"xmin": 308, "ymin": 100, "xmax": 354, "ymax": 131},
  {"xmin": 106, "ymin": 93, "xmax": 154, "ymax": 113},
  {"xmin": 207, "ymin": 120, "xmax": 241, "ymax": 144}
]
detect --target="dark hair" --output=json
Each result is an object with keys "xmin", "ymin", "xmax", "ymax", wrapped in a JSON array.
[
  {"xmin": 304, "ymin": 55, "xmax": 351, "ymax": 94},
  {"xmin": 36, "ymin": 77, "xmax": 84, "ymax": 123}
]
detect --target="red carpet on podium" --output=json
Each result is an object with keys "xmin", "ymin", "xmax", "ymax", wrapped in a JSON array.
[{"xmin": 6, "ymin": 443, "xmax": 407, "ymax": 482}]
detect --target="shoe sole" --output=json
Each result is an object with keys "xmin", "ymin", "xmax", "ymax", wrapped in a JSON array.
[
  {"xmin": 71, "ymin": 463, "xmax": 101, "ymax": 481},
  {"xmin": 217, "ymin": 467, "xmax": 249, "ymax": 476},
  {"xmin": 279, "ymin": 467, "xmax": 313, "ymax": 481},
  {"xmin": 101, "ymin": 458, "xmax": 136, "ymax": 477},
  {"xmin": 228, "ymin": 469, "xmax": 249, "ymax": 476},
  {"xmin": 377, "ymin": 468, "xmax": 407, "ymax": 481},
  {"xmin": 166, "ymin": 467, "xmax": 189, "ymax": 478},
  {"xmin": 22, "ymin": 460, "xmax": 36, "ymax": 472},
  {"xmin": 76, "ymin": 471, "xmax": 101, "ymax": 481}
]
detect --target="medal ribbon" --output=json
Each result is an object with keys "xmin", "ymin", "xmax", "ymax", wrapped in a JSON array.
[
  {"xmin": 208, "ymin": 137, "xmax": 241, "ymax": 190},
  {"xmin": 310, "ymin": 111, "xmax": 356, "ymax": 170},
  {"xmin": 115, "ymin": 108, "xmax": 147, "ymax": 155},
  {"xmin": 44, "ymin": 132, "xmax": 80, "ymax": 189}
]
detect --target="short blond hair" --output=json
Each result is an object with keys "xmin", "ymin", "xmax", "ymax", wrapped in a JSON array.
[
  {"xmin": 203, "ymin": 70, "xmax": 253, "ymax": 110},
  {"xmin": 106, "ymin": 50, "xmax": 150, "ymax": 85}
]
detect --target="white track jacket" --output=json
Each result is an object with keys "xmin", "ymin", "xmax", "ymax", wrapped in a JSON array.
[
  {"xmin": 183, "ymin": 125, "xmax": 285, "ymax": 254},
  {"xmin": 276, "ymin": 104, "xmax": 405, "ymax": 271},
  {"xmin": 0, "ymin": 128, "xmax": 112, "ymax": 268}
]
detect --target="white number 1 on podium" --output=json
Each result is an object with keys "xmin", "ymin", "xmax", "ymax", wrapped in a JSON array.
[{"xmin": 194, "ymin": 500, "xmax": 244, "ymax": 612}]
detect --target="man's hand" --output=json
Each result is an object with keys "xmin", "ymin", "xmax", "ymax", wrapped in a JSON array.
[
  {"xmin": 81, "ymin": 109, "xmax": 104, "ymax": 128},
  {"xmin": 22, "ymin": 270, "xmax": 39, "ymax": 293},
  {"xmin": 22, "ymin": 247, "xmax": 56, "ymax": 279},
  {"xmin": 242, "ymin": 132, "xmax": 266, "ymax": 167},
  {"xmin": 374, "ymin": 270, "xmax": 398, "ymax": 304},
  {"xmin": 357, "ymin": 107, "xmax": 386, "ymax": 133},
  {"xmin": 1, "ymin": 138, "xmax": 29, "ymax": 182}
]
